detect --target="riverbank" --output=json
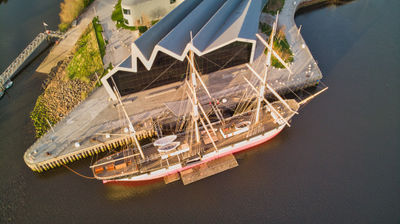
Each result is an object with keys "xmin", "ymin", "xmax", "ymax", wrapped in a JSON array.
[{"xmin": 31, "ymin": 24, "xmax": 104, "ymax": 137}]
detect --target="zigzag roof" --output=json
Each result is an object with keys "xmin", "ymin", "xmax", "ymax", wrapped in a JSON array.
[{"xmin": 130, "ymin": 0, "xmax": 265, "ymax": 71}]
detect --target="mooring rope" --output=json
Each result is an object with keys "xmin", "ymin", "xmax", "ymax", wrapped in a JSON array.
[{"xmin": 62, "ymin": 164, "xmax": 96, "ymax": 180}]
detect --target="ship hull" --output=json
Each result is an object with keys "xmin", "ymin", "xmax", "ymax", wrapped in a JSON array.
[{"xmin": 103, "ymin": 124, "xmax": 285, "ymax": 184}]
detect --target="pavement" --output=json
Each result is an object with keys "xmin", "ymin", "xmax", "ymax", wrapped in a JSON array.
[{"xmin": 95, "ymin": 0, "xmax": 138, "ymax": 67}]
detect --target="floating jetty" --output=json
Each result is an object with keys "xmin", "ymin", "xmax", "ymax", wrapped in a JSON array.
[{"xmin": 24, "ymin": 0, "xmax": 324, "ymax": 174}]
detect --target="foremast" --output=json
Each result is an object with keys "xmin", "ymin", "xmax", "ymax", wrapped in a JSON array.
[{"xmin": 113, "ymin": 87, "xmax": 145, "ymax": 159}]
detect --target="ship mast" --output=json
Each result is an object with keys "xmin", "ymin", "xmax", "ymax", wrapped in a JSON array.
[
  {"xmin": 255, "ymin": 14, "xmax": 279, "ymax": 123},
  {"xmin": 113, "ymin": 87, "xmax": 145, "ymax": 159},
  {"xmin": 188, "ymin": 32, "xmax": 201, "ymax": 143}
]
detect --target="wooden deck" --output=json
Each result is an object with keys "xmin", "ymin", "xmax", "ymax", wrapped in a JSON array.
[{"xmin": 180, "ymin": 154, "xmax": 238, "ymax": 185}]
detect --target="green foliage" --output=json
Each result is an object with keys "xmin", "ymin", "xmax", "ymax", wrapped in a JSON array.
[
  {"xmin": 151, "ymin": 20, "xmax": 159, "ymax": 25},
  {"xmin": 111, "ymin": 0, "xmax": 123, "ymax": 22},
  {"xmin": 92, "ymin": 16, "xmax": 106, "ymax": 58},
  {"xmin": 30, "ymin": 96, "xmax": 53, "ymax": 138},
  {"xmin": 111, "ymin": 0, "xmax": 137, "ymax": 31},
  {"xmin": 259, "ymin": 22, "xmax": 272, "ymax": 36},
  {"xmin": 138, "ymin": 26, "xmax": 148, "ymax": 34},
  {"xmin": 59, "ymin": 22, "xmax": 70, "ymax": 32},
  {"xmin": 263, "ymin": 0, "xmax": 285, "ymax": 15},
  {"xmin": 264, "ymin": 33, "xmax": 294, "ymax": 68},
  {"xmin": 67, "ymin": 25, "xmax": 103, "ymax": 82}
]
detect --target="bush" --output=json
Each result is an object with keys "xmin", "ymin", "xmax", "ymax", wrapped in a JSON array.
[
  {"xmin": 111, "ymin": 0, "xmax": 137, "ymax": 31},
  {"xmin": 30, "ymin": 95, "xmax": 53, "ymax": 138},
  {"xmin": 92, "ymin": 16, "xmax": 106, "ymax": 58},
  {"xmin": 259, "ymin": 22, "xmax": 272, "ymax": 36},
  {"xmin": 111, "ymin": 0, "xmax": 123, "ymax": 22},
  {"xmin": 264, "ymin": 28, "xmax": 293, "ymax": 68},
  {"xmin": 138, "ymin": 26, "xmax": 148, "ymax": 34}
]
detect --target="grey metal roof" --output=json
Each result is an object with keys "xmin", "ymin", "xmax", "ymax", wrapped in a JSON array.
[
  {"xmin": 119, "ymin": 55, "xmax": 132, "ymax": 69},
  {"xmin": 133, "ymin": 0, "xmax": 202, "ymax": 60},
  {"xmin": 129, "ymin": 0, "xmax": 264, "ymax": 71},
  {"xmin": 158, "ymin": 0, "xmax": 226, "ymax": 57}
]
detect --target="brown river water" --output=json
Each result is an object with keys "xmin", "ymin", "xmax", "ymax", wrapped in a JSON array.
[{"xmin": 0, "ymin": 0, "xmax": 399, "ymax": 223}]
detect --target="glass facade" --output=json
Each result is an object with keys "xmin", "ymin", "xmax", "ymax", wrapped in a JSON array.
[{"xmin": 108, "ymin": 41, "xmax": 252, "ymax": 96}]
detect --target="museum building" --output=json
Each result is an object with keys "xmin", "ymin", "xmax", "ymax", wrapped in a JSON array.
[{"xmin": 102, "ymin": 0, "xmax": 267, "ymax": 100}]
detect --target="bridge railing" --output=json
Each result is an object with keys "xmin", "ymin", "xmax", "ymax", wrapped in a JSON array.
[{"xmin": 0, "ymin": 30, "xmax": 64, "ymax": 91}]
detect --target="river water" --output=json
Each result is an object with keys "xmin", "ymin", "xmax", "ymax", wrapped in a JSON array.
[{"xmin": 0, "ymin": 0, "xmax": 399, "ymax": 223}]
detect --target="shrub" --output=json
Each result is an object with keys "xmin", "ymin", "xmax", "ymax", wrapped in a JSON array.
[
  {"xmin": 138, "ymin": 26, "xmax": 148, "ymax": 34},
  {"xmin": 92, "ymin": 16, "xmax": 106, "ymax": 58},
  {"xmin": 260, "ymin": 22, "xmax": 272, "ymax": 36},
  {"xmin": 264, "ymin": 27, "xmax": 294, "ymax": 68},
  {"xmin": 111, "ymin": 0, "xmax": 138, "ymax": 31}
]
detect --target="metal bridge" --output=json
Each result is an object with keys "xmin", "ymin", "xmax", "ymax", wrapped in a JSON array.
[{"xmin": 0, "ymin": 30, "xmax": 64, "ymax": 93}]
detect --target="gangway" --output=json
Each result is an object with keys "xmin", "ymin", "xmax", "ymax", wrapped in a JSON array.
[{"xmin": 0, "ymin": 30, "xmax": 64, "ymax": 97}]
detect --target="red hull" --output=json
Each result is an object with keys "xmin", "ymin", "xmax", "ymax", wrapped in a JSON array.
[{"xmin": 104, "ymin": 128, "xmax": 283, "ymax": 184}]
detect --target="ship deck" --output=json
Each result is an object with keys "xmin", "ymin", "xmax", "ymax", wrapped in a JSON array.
[{"xmin": 92, "ymin": 99, "xmax": 299, "ymax": 180}]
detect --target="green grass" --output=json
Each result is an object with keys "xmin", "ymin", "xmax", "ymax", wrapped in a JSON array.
[
  {"xmin": 92, "ymin": 16, "xmax": 106, "ymax": 58},
  {"xmin": 67, "ymin": 25, "xmax": 104, "ymax": 82}
]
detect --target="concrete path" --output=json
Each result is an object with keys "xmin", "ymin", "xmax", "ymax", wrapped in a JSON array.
[{"xmin": 36, "ymin": 5, "xmax": 96, "ymax": 74}]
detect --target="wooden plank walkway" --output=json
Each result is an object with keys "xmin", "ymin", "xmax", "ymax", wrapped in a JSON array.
[{"xmin": 180, "ymin": 154, "xmax": 238, "ymax": 185}]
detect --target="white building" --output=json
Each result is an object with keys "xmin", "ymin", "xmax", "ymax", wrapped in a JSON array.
[{"xmin": 121, "ymin": 0, "xmax": 184, "ymax": 27}]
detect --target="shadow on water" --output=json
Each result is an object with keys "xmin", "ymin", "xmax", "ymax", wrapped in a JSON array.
[
  {"xmin": 1, "ymin": 0, "xmax": 400, "ymax": 222},
  {"xmin": 295, "ymin": 0, "xmax": 357, "ymax": 16}
]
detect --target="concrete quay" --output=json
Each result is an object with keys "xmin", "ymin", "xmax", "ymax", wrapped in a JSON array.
[{"xmin": 23, "ymin": 0, "xmax": 324, "ymax": 173}]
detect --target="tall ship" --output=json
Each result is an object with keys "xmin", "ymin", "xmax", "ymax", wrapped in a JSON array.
[{"xmin": 90, "ymin": 16, "xmax": 327, "ymax": 184}]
